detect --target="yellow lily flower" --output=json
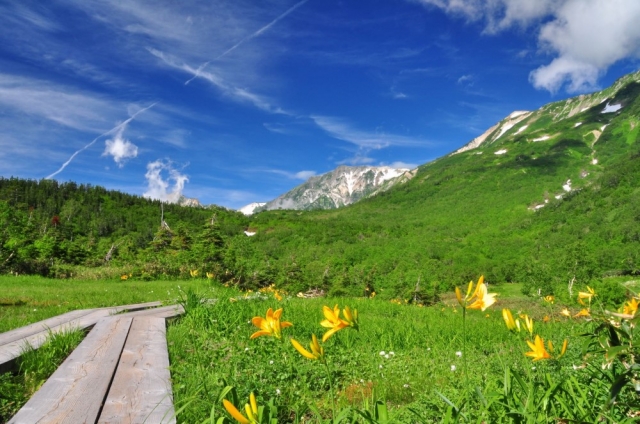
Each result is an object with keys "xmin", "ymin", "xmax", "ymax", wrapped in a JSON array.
[
  {"xmin": 524, "ymin": 335, "xmax": 552, "ymax": 361},
  {"xmin": 502, "ymin": 308, "xmax": 517, "ymax": 331},
  {"xmin": 206, "ymin": 272, "xmax": 214, "ymax": 279},
  {"xmin": 190, "ymin": 269, "xmax": 199, "ymax": 277},
  {"xmin": 223, "ymin": 392, "xmax": 259, "ymax": 424},
  {"xmin": 320, "ymin": 305, "xmax": 349, "ymax": 342},
  {"xmin": 577, "ymin": 286, "xmax": 595, "ymax": 305},
  {"xmin": 467, "ymin": 281, "xmax": 497, "ymax": 311},
  {"xmin": 342, "ymin": 305, "xmax": 359, "ymax": 329},
  {"xmin": 560, "ymin": 308, "xmax": 571, "ymax": 317},
  {"xmin": 573, "ymin": 308, "xmax": 590, "ymax": 318},
  {"xmin": 120, "ymin": 274, "xmax": 128, "ymax": 280},
  {"xmin": 522, "ymin": 315, "xmax": 534, "ymax": 335},
  {"xmin": 622, "ymin": 298, "xmax": 639, "ymax": 316},
  {"xmin": 291, "ymin": 334, "xmax": 325, "ymax": 362},
  {"xmin": 548, "ymin": 339, "xmax": 568, "ymax": 358},
  {"xmin": 250, "ymin": 308, "xmax": 293, "ymax": 340},
  {"xmin": 543, "ymin": 295, "xmax": 555, "ymax": 304},
  {"xmin": 455, "ymin": 276, "xmax": 483, "ymax": 308}
]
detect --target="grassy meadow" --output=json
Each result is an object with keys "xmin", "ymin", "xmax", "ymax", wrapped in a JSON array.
[
  {"xmin": 168, "ymin": 280, "xmax": 639, "ymax": 423},
  {"xmin": 1, "ymin": 276, "xmax": 639, "ymax": 423}
]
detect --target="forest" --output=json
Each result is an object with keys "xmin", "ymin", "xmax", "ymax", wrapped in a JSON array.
[{"xmin": 2, "ymin": 80, "xmax": 640, "ymax": 306}]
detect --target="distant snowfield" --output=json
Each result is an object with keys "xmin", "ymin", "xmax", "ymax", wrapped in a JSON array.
[
  {"xmin": 574, "ymin": 122, "xmax": 582, "ymax": 127},
  {"xmin": 533, "ymin": 135, "xmax": 550, "ymax": 142},
  {"xmin": 239, "ymin": 202, "xmax": 266, "ymax": 215},
  {"xmin": 516, "ymin": 125, "xmax": 528, "ymax": 134},
  {"xmin": 602, "ymin": 103, "xmax": 622, "ymax": 113},
  {"xmin": 494, "ymin": 149, "xmax": 507, "ymax": 155}
]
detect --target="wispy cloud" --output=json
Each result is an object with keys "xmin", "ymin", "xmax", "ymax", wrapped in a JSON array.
[
  {"xmin": 385, "ymin": 161, "xmax": 418, "ymax": 169},
  {"xmin": 149, "ymin": 48, "xmax": 291, "ymax": 115},
  {"xmin": 311, "ymin": 115, "xmax": 431, "ymax": 149},
  {"xmin": 269, "ymin": 169, "xmax": 317, "ymax": 180},
  {"xmin": 186, "ymin": 0, "xmax": 311, "ymax": 84},
  {"xmin": 0, "ymin": 74, "xmax": 119, "ymax": 133}
]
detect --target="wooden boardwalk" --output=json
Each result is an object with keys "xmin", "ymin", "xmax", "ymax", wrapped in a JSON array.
[{"xmin": 3, "ymin": 302, "xmax": 184, "ymax": 424}]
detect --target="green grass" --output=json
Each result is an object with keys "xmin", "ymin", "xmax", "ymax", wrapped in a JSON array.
[
  {"xmin": 0, "ymin": 275, "xmax": 211, "ymax": 333},
  {"xmin": 166, "ymin": 284, "xmax": 639, "ymax": 423},
  {"xmin": 0, "ymin": 329, "xmax": 84, "ymax": 421},
  {"xmin": 1, "ymin": 277, "xmax": 638, "ymax": 423}
]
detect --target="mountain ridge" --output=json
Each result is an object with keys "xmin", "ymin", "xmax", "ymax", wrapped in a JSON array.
[{"xmin": 249, "ymin": 165, "xmax": 415, "ymax": 212}]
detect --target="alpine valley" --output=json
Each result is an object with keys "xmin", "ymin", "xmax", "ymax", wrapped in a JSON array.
[{"xmin": 2, "ymin": 70, "xmax": 640, "ymax": 300}]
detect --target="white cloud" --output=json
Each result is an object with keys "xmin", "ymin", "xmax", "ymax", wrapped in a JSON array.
[
  {"xmin": 143, "ymin": 159, "xmax": 189, "ymax": 203},
  {"xmin": 103, "ymin": 127, "xmax": 138, "ymax": 167},
  {"xmin": 415, "ymin": 0, "xmax": 640, "ymax": 93},
  {"xmin": 531, "ymin": 0, "xmax": 640, "ymax": 92}
]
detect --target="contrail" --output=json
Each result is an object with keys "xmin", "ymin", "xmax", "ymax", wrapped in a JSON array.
[
  {"xmin": 45, "ymin": 102, "xmax": 157, "ymax": 179},
  {"xmin": 185, "ymin": 0, "xmax": 310, "ymax": 85}
]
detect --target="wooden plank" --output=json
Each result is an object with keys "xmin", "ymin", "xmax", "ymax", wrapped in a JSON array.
[
  {"xmin": 98, "ymin": 316, "xmax": 176, "ymax": 424},
  {"xmin": 104, "ymin": 301, "xmax": 163, "ymax": 314},
  {"xmin": 0, "ymin": 309, "xmax": 115, "ymax": 368},
  {"xmin": 115, "ymin": 304, "xmax": 185, "ymax": 320},
  {"xmin": 8, "ymin": 317, "xmax": 133, "ymax": 424},
  {"xmin": 0, "ymin": 302, "xmax": 165, "ymax": 368},
  {"xmin": 0, "ymin": 309, "xmax": 96, "ymax": 347}
]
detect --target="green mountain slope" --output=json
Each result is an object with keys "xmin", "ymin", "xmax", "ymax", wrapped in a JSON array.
[
  {"xmin": 234, "ymin": 72, "xmax": 640, "ymax": 297},
  {"xmin": 2, "ymin": 72, "xmax": 639, "ymax": 301}
]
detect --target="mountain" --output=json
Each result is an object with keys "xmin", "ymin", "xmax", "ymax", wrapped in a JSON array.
[
  {"xmin": 237, "ymin": 70, "xmax": 640, "ymax": 297},
  {"xmin": 257, "ymin": 165, "xmax": 415, "ymax": 211},
  {"xmin": 177, "ymin": 195, "xmax": 202, "ymax": 207}
]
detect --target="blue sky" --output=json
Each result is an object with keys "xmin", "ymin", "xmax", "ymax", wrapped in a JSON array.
[{"xmin": 2, "ymin": 0, "xmax": 640, "ymax": 209}]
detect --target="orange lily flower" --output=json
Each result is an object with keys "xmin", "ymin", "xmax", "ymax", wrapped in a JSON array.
[
  {"xmin": 250, "ymin": 308, "xmax": 292, "ymax": 340},
  {"xmin": 467, "ymin": 281, "xmax": 497, "ymax": 311},
  {"xmin": 455, "ymin": 276, "xmax": 483, "ymax": 308},
  {"xmin": 525, "ymin": 335, "xmax": 552, "ymax": 361},
  {"xmin": 223, "ymin": 393, "xmax": 259, "ymax": 424},
  {"xmin": 573, "ymin": 308, "xmax": 590, "ymax": 318},
  {"xmin": 320, "ymin": 304, "xmax": 349, "ymax": 342},
  {"xmin": 622, "ymin": 298, "xmax": 639, "ymax": 316},
  {"xmin": 456, "ymin": 276, "xmax": 497, "ymax": 311}
]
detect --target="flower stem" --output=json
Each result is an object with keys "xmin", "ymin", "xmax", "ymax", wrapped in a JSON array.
[
  {"xmin": 463, "ymin": 307, "xmax": 468, "ymax": 389},
  {"xmin": 324, "ymin": 360, "xmax": 336, "ymax": 422}
]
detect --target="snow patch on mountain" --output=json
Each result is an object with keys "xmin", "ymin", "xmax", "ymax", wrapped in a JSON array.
[
  {"xmin": 453, "ymin": 111, "xmax": 531, "ymax": 154},
  {"xmin": 602, "ymin": 103, "xmax": 622, "ymax": 113},
  {"xmin": 239, "ymin": 202, "xmax": 266, "ymax": 215}
]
